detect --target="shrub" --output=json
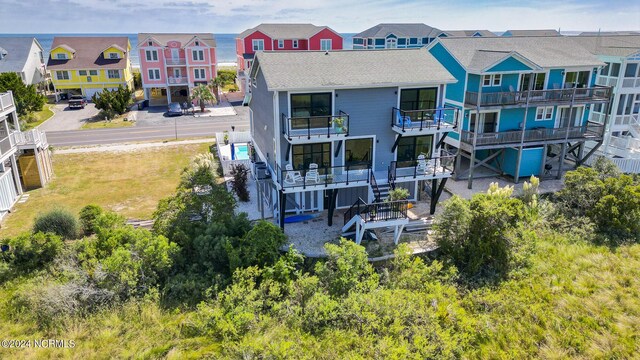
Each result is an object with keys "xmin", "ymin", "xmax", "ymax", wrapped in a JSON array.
[
  {"xmin": 227, "ymin": 220, "xmax": 287, "ymax": 273},
  {"xmin": 229, "ymin": 163, "xmax": 250, "ymax": 202},
  {"xmin": 0, "ymin": 72, "xmax": 46, "ymax": 116},
  {"xmin": 1, "ymin": 232, "xmax": 64, "ymax": 273},
  {"xmin": 91, "ymin": 85, "xmax": 133, "ymax": 115},
  {"xmin": 387, "ymin": 187, "xmax": 410, "ymax": 201},
  {"xmin": 315, "ymin": 239, "xmax": 379, "ymax": 297},
  {"xmin": 79, "ymin": 204, "xmax": 104, "ymax": 236},
  {"xmin": 33, "ymin": 208, "xmax": 79, "ymax": 239}
]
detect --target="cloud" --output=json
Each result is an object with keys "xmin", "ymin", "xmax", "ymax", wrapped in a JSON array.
[{"xmin": 0, "ymin": 0, "xmax": 638, "ymax": 33}]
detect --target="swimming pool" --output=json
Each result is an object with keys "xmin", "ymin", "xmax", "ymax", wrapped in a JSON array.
[{"xmin": 232, "ymin": 143, "xmax": 250, "ymax": 160}]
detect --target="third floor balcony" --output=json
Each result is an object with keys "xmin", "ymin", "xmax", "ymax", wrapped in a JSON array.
[
  {"xmin": 165, "ymin": 58, "xmax": 187, "ymax": 66},
  {"xmin": 281, "ymin": 111, "xmax": 350, "ymax": 143},
  {"xmin": 465, "ymin": 86, "xmax": 612, "ymax": 108}
]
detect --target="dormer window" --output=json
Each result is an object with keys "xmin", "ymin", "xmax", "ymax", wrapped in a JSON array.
[
  {"xmin": 195, "ymin": 41, "xmax": 200, "ymax": 46},
  {"xmin": 56, "ymin": 53, "xmax": 67, "ymax": 60},
  {"xmin": 148, "ymin": 41, "xmax": 153, "ymax": 46},
  {"xmin": 109, "ymin": 53, "xmax": 119, "ymax": 59}
]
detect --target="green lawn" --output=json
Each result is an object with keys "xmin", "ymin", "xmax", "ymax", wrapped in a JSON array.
[
  {"xmin": 81, "ymin": 113, "xmax": 136, "ymax": 129},
  {"xmin": 22, "ymin": 104, "xmax": 54, "ymax": 130},
  {"xmin": 0, "ymin": 143, "xmax": 210, "ymax": 238}
]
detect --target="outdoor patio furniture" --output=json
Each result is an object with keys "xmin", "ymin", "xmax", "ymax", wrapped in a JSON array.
[
  {"xmin": 305, "ymin": 163, "xmax": 320, "ymax": 183},
  {"xmin": 416, "ymin": 154, "xmax": 427, "ymax": 173},
  {"xmin": 396, "ymin": 109, "xmax": 411, "ymax": 128},
  {"xmin": 284, "ymin": 164, "xmax": 303, "ymax": 185}
]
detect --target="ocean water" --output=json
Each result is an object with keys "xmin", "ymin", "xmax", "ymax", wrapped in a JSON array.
[{"xmin": 0, "ymin": 33, "xmax": 356, "ymax": 67}]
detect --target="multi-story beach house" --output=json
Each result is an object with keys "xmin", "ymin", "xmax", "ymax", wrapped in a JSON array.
[
  {"xmin": 443, "ymin": 30, "xmax": 496, "ymax": 37},
  {"xmin": 235, "ymin": 24, "xmax": 343, "ymax": 96},
  {"xmin": 0, "ymin": 91, "xmax": 52, "ymax": 220},
  {"xmin": 427, "ymin": 36, "xmax": 612, "ymax": 188},
  {"xmin": 47, "ymin": 37, "xmax": 133, "ymax": 100},
  {"xmin": 571, "ymin": 35, "xmax": 640, "ymax": 171},
  {"xmin": 138, "ymin": 33, "xmax": 217, "ymax": 106},
  {"xmin": 247, "ymin": 49, "xmax": 458, "ymax": 241},
  {"xmin": 0, "ymin": 37, "xmax": 47, "ymax": 88},
  {"xmin": 352, "ymin": 23, "xmax": 444, "ymax": 50}
]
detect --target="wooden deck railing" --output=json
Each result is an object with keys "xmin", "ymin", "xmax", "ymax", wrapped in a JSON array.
[
  {"xmin": 465, "ymin": 86, "xmax": 611, "ymax": 107},
  {"xmin": 460, "ymin": 123, "xmax": 605, "ymax": 146}
]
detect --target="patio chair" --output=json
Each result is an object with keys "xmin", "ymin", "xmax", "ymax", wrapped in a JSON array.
[
  {"xmin": 416, "ymin": 154, "xmax": 427, "ymax": 173},
  {"xmin": 396, "ymin": 109, "xmax": 412, "ymax": 128},
  {"xmin": 284, "ymin": 164, "xmax": 303, "ymax": 185},
  {"xmin": 305, "ymin": 163, "xmax": 320, "ymax": 183}
]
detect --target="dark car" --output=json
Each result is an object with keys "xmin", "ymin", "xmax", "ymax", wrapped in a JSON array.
[
  {"xmin": 166, "ymin": 102, "xmax": 182, "ymax": 117},
  {"xmin": 68, "ymin": 95, "xmax": 86, "ymax": 109}
]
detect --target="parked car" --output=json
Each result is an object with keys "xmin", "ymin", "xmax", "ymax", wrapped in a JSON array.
[
  {"xmin": 68, "ymin": 95, "xmax": 86, "ymax": 109},
  {"xmin": 166, "ymin": 102, "xmax": 182, "ymax": 117}
]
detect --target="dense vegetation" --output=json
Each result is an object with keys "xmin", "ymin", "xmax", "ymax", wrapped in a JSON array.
[
  {"xmin": 0, "ymin": 157, "xmax": 639, "ymax": 358},
  {"xmin": 91, "ymin": 85, "xmax": 134, "ymax": 119},
  {"xmin": 0, "ymin": 72, "xmax": 46, "ymax": 116}
]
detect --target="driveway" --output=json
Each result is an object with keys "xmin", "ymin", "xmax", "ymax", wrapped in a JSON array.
[
  {"xmin": 39, "ymin": 103, "xmax": 100, "ymax": 131},
  {"xmin": 134, "ymin": 101, "xmax": 249, "ymax": 127}
]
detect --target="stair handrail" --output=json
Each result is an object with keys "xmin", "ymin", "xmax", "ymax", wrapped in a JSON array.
[
  {"xmin": 344, "ymin": 197, "xmax": 367, "ymax": 226},
  {"xmin": 343, "ymin": 198, "xmax": 409, "ymax": 226},
  {"xmin": 370, "ymin": 172, "xmax": 382, "ymax": 202},
  {"xmin": 387, "ymin": 161, "xmax": 397, "ymax": 189}
]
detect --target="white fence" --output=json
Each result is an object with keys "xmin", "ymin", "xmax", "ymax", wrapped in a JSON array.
[
  {"xmin": 215, "ymin": 131, "xmax": 252, "ymax": 145},
  {"xmin": 214, "ymin": 131, "xmax": 253, "ymax": 176},
  {"xmin": 584, "ymin": 154, "xmax": 640, "ymax": 174},
  {"xmin": 0, "ymin": 169, "xmax": 18, "ymax": 212}
]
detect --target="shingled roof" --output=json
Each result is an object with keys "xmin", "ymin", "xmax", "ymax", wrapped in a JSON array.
[
  {"xmin": 354, "ymin": 23, "xmax": 443, "ymax": 38},
  {"xmin": 571, "ymin": 35, "xmax": 640, "ymax": 57},
  {"xmin": 502, "ymin": 29, "xmax": 561, "ymax": 37},
  {"xmin": 238, "ymin": 24, "xmax": 335, "ymax": 39},
  {"xmin": 434, "ymin": 36, "xmax": 603, "ymax": 72},
  {"xmin": 444, "ymin": 30, "xmax": 496, "ymax": 37},
  {"xmin": 0, "ymin": 37, "xmax": 42, "ymax": 73},
  {"xmin": 252, "ymin": 48, "xmax": 456, "ymax": 91},
  {"xmin": 137, "ymin": 33, "xmax": 216, "ymax": 47},
  {"xmin": 47, "ymin": 36, "xmax": 130, "ymax": 70}
]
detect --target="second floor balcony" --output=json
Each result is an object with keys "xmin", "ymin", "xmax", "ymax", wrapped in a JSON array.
[
  {"xmin": 459, "ymin": 123, "xmax": 605, "ymax": 148},
  {"xmin": 168, "ymin": 77, "xmax": 188, "ymax": 85},
  {"xmin": 0, "ymin": 92, "xmax": 15, "ymax": 114},
  {"xmin": 275, "ymin": 162, "xmax": 370, "ymax": 191},
  {"xmin": 465, "ymin": 86, "xmax": 611, "ymax": 108},
  {"xmin": 165, "ymin": 58, "xmax": 187, "ymax": 66},
  {"xmin": 391, "ymin": 106, "xmax": 459, "ymax": 134},
  {"xmin": 281, "ymin": 111, "xmax": 349, "ymax": 143}
]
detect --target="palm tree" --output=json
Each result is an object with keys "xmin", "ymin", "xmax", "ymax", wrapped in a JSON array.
[
  {"xmin": 191, "ymin": 84, "xmax": 216, "ymax": 113},
  {"xmin": 209, "ymin": 76, "xmax": 224, "ymax": 105}
]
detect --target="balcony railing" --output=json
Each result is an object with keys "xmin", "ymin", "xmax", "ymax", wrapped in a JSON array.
[
  {"xmin": 0, "ymin": 92, "xmax": 15, "ymax": 113},
  {"xmin": 281, "ymin": 111, "xmax": 349, "ymax": 140},
  {"xmin": 13, "ymin": 129, "xmax": 47, "ymax": 147},
  {"xmin": 596, "ymin": 76, "xmax": 618, "ymax": 87},
  {"xmin": 276, "ymin": 162, "xmax": 370, "ymax": 189},
  {"xmin": 391, "ymin": 106, "xmax": 458, "ymax": 132},
  {"xmin": 390, "ymin": 150, "xmax": 456, "ymax": 181},
  {"xmin": 343, "ymin": 198, "xmax": 408, "ymax": 226},
  {"xmin": 168, "ymin": 77, "xmax": 188, "ymax": 85},
  {"xmin": 165, "ymin": 58, "xmax": 186, "ymax": 66},
  {"xmin": 460, "ymin": 123, "xmax": 605, "ymax": 147},
  {"xmin": 465, "ymin": 86, "xmax": 611, "ymax": 107},
  {"xmin": 0, "ymin": 134, "xmax": 16, "ymax": 156},
  {"xmin": 622, "ymin": 78, "xmax": 640, "ymax": 88}
]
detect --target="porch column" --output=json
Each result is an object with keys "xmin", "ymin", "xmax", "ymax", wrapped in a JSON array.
[
  {"xmin": 515, "ymin": 72, "xmax": 534, "ymax": 183},
  {"xmin": 166, "ymin": 87, "xmax": 172, "ymax": 104},
  {"xmin": 327, "ymin": 189, "xmax": 338, "ymax": 227},
  {"xmin": 467, "ymin": 149, "xmax": 475, "ymax": 189},
  {"xmin": 34, "ymin": 147, "xmax": 44, "ymax": 189},
  {"xmin": 539, "ymin": 144, "xmax": 548, "ymax": 178},
  {"xmin": 279, "ymin": 190, "xmax": 286, "ymax": 230},
  {"xmin": 10, "ymin": 155, "xmax": 22, "ymax": 195}
]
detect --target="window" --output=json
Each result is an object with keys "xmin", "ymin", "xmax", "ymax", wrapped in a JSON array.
[
  {"xmin": 89, "ymin": 70, "xmax": 98, "ymax": 76},
  {"xmin": 194, "ymin": 69, "xmax": 205, "ymax": 79},
  {"xmin": 610, "ymin": 63, "xmax": 621, "ymax": 77},
  {"xmin": 195, "ymin": 41, "xmax": 199, "ymax": 46},
  {"xmin": 386, "ymin": 38, "xmax": 397, "ymax": 49},
  {"xmin": 290, "ymin": 93, "xmax": 332, "ymax": 129},
  {"xmin": 109, "ymin": 53, "xmax": 119, "ymax": 59},
  {"xmin": 536, "ymin": 106, "xmax": 554, "ymax": 120},
  {"xmin": 483, "ymin": 74, "xmax": 501, "ymax": 87},
  {"xmin": 292, "ymin": 143, "xmax": 331, "ymax": 170},
  {"xmin": 320, "ymin": 39, "xmax": 332, "ymax": 51},
  {"xmin": 78, "ymin": 70, "xmax": 87, "ymax": 76},
  {"xmin": 602, "ymin": 62, "xmax": 611, "ymax": 76},
  {"xmin": 400, "ymin": 88, "xmax": 438, "ymax": 113},
  {"xmin": 520, "ymin": 72, "xmax": 546, "ymax": 91},
  {"xmin": 564, "ymin": 71, "xmax": 590, "ymax": 88},
  {"xmin": 56, "ymin": 71, "xmax": 69, "ymax": 80},
  {"xmin": 247, "ymin": 60, "xmax": 253, "ymax": 69},
  {"xmin": 56, "ymin": 53, "xmax": 67, "ymax": 60},
  {"xmin": 293, "ymin": 39, "xmax": 299, "ymax": 48},
  {"xmin": 397, "ymin": 135, "xmax": 433, "ymax": 167},
  {"xmin": 398, "ymin": 38, "xmax": 406, "ymax": 46},
  {"xmin": 625, "ymin": 63, "xmax": 638, "ymax": 78},
  {"xmin": 345, "ymin": 138, "xmax": 373, "ymax": 169},
  {"xmin": 252, "ymin": 39, "xmax": 264, "ymax": 51},
  {"xmin": 469, "ymin": 112, "xmax": 498, "ymax": 133},
  {"xmin": 145, "ymin": 50, "xmax": 158, "ymax": 61},
  {"xmin": 192, "ymin": 50, "xmax": 204, "ymax": 61},
  {"xmin": 148, "ymin": 69, "xmax": 160, "ymax": 80},
  {"xmin": 278, "ymin": 40, "xmax": 284, "ymax": 48},
  {"xmin": 409, "ymin": 38, "xmax": 418, "ymax": 45},
  {"xmin": 107, "ymin": 70, "xmax": 120, "ymax": 79}
]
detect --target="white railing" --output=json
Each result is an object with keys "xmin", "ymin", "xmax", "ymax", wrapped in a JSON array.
[
  {"xmin": 215, "ymin": 131, "xmax": 252, "ymax": 145},
  {"xmin": 0, "ymin": 134, "xmax": 15, "ymax": 156},
  {"xmin": 589, "ymin": 112, "xmax": 606, "ymax": 124},
  {"xmin": 595, "ymin": 76, "xmax": 618, "ymax": 87},
  {"xmin": 608, "ymin": 136, "xmax": 640, "ymax": 153},
  {"xmin": 13, "ymin": 129, "xmax": 47, "ymax": 147},
  {"xmin": 613, "ymin": 114, "xmax": 640, "ymax": 126},
  {"xmin": 167, "ymin": 77, "xmax": 188, "ymax": 84},
  {"xmin": 220, "ymin": 158, "xmax": 252, "ymax": 176},
  {"xmin": 0, "ymin": 92, "xmax": 15, "ymax": 113},
  {"xmin": 0, "ymin": 169, "xmax": 18, "ymax": 211},
  {"xmin": 165, "ymin": 58, "xmax": 186, "ymax": 66},
  {"xmin": 585, "ymin": 155, "xmax": 640, "ymax": 174},
  {"xmin": 621, "ymin": 78, "xmax": 640, "ymax": 88}
]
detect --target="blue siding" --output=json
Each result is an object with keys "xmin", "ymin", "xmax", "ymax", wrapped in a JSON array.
[
  {"xmin": 495, "ymin": 147, "xmax": 543, "ymax": 178},
  {"xmin": 467, "ymin": 74, "xmax": 480, "ymax": 92},
  {"xmin": 485, "ymin": 56, "xmax": 533, "ymax": 72},
  {"xmin": 548, "ymin": 69, "xmax": 564, "ymax": 89},
  {"xmin": 430, "ymin": 42, "xmax": 467, "ymax": 103}
]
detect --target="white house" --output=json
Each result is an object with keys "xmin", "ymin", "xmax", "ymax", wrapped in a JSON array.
[{"xmin": 0, "ymin": 37, "xmax": 47, "ymax": 87}]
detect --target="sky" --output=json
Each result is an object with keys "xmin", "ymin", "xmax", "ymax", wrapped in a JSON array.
[{"xmin": 0, "ymin": 0, "xmax": 638, "ymax": 34}]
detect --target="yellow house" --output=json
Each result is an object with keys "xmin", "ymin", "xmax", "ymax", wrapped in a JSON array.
[{"xmin": 47, "ymin": 36, "xmax": 134, "ymax": 99}]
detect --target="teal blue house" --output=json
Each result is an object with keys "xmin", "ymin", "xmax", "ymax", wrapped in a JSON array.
[
  {"xmin": 427, "ymin": 36, "xmax": 613, "ymax": 188},
  {"xmin": 352, "ymin": 23, "xmax": 444, "ymax": 50}
]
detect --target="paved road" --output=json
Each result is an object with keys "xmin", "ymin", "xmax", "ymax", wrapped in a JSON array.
[{"xmin": 47, "ymin": 116, "xmax": 250, "ymax": 146}]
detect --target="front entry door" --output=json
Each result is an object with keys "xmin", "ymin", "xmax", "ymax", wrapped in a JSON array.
[
  {"xmin": 469, "ymin": 112, "xmax": 498, "ymax": 133},
  {"xmin": 557, "ymin": 107, "xmax": 583, "ymax": 128}
]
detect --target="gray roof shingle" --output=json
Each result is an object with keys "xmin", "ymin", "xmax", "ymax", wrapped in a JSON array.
[
  {"xmin": 0, "ymin": 37, "xmax": 41, "ymax": 73},
  {"xmin": 137, "ymin": 33, "xmax": 216, "ymax": 48},
  {"xmin": 503, "ymin": 29, "xmax": 561, "ymax": 37},
  {"xmin": 254, "ymin": 48, "xmax": 456, "ymax": 91},
  {"xmin": 571, "ymin": 35, "xmax": 640, "ymax": 57},
  {"xmin": 238, "ymin": 24, "xmax": 334, "ymax": 39},
  {"xmin": 444, "ymin": 30, "xmax": 496, "ymax": 37},
  {"xmin": 354, "ymin": 23, "xmax": 443, "ymax": 39},
  {"xmin": 435, "ymin": 36, "xmax": 604, "ymax": 72}
]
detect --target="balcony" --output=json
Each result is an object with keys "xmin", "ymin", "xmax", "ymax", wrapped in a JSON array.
[
  {"xmin": 165, "ymin": 58, "xmax": 186, "ymax": 66},
  {"xmin": 465, "ymin": 86, "xmax": 611, "ymax": 108},
  {"xmin": 275, "ymin": 162, "xmax": 370, "ymax": 191},
  {"xmin": 0, "ymin": 92, "xmax": 15, "ymax": 114},
  {"xmin": 389, "ymin": 149, "xmax": 456, "ymax": 182},
  {"xmin": 13, "ymin": 129, "xmax": 48, "ymax": 149},
  {"xmin": 281, "ymin": 111, "xmax": 349, "ymax": 143},
  {"xmin": 168, "ymin": 77, "xmax": 188, "ymax": 85},
  {"xmin": 459, "ymin": 123, "xmax": 605, "ymax": 148},
  {"xmin": 0, "ymin": 134, "xmax": 16, "ymax": 157},
  {"xmin": 391, "ymin": 106, "xmax": 459, "ymax": 134},
  {"xmin": 596, "ymin": 76, "xmax": 618, "ymax": 87}
]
